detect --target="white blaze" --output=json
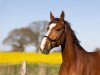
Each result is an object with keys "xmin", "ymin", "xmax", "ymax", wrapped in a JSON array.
[{"xmin": 40, "ymin": 23, "xmax": 56, "ymax": 50}]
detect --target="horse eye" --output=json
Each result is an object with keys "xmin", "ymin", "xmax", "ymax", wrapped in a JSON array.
[{"xmin": 56, "ymin": 29, "xmax": 61, "ymax": 31}]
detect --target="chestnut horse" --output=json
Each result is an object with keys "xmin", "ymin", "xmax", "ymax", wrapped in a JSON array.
[{"xmin": 40, "ymin": 11, "xmax": 100, "ymax": 75}]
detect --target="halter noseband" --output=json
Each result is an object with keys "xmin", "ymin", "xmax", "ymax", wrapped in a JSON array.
[{"xmin": 43, "ymin": 26, "xmax": 65, "ymax": 49}]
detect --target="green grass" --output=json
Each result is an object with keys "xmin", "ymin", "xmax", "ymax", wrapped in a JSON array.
[{"xmin": 0, "ymin": 63, "xmax": 60, "ymax": 75}]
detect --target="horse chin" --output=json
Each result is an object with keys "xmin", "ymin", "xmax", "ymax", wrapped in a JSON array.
[
  {"xmin": 42, "ymin": 50, "xmax": 50, "ymax": 54},
  {"xmin": 42, "ymin": 48, "xmax": 51, "ymax": 54}
]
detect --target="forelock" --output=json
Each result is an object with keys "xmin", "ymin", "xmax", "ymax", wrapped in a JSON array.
[{"xmin": 49, "ymin": 18, "xmax": 60, "ymax": 25}]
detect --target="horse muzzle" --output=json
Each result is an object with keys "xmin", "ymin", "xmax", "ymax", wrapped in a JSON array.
[{"xmin": 40, "ymin": 47, "xmax": 51, "ymax": 54}]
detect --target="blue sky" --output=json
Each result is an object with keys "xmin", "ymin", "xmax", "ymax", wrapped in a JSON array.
[{"xmin": 0, "ymin": 0, "xmax": 100, "ymax": 51}]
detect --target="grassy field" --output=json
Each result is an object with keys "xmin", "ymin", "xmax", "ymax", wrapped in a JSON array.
[
  {"xmin": 0, "ymin": 64, "xmax": 60, "ymax": 75},
  {"xmin": 0, "ymin": 52, "xmax": 62, "ymax": 75}
]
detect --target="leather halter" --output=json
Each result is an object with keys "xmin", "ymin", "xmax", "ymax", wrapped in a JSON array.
[{"xmin": 43, "ymin": 26, "xmax": 65, "ymax": 50}]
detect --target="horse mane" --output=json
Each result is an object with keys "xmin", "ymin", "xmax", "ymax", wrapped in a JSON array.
[{"xmin": 65, "ymin": 21, "xmax": 84, "ymax": 50}]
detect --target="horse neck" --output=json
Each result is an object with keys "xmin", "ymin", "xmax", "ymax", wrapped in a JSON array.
[{"xmin": 61, "ymin": 24, "xmax": 78, "ymax": 63}]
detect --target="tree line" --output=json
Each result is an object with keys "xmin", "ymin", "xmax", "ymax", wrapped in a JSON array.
[{"xmin": 3, "ymin": 21, "xmax": 48, "ymax": 52}]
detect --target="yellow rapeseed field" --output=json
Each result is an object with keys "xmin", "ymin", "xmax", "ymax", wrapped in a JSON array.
[{"xmin": 0, "ymin": 52, "xmax": 62, "ymax": 64}]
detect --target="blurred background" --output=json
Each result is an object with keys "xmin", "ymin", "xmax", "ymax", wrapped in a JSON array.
[{"xmin": 0, "ymin": 0, "xmax": 100, "ymax": 75}]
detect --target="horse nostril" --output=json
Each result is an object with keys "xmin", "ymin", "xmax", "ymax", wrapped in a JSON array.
[{"xmin": 40, "ymin": 46, "xmax": 46, "ymax": 52}]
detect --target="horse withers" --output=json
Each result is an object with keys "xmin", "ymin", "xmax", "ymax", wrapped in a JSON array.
[{"xmin": 40, "ymin": 11, "xmax": 100, "ymax": 75}]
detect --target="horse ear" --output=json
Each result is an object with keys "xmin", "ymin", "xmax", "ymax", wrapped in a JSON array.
[
  {"xmin": 50, "ymin": 12, "xmax": 55, "ymax": 21},
  {"xmin": 60, "ymin": 10, "xmax": 65, "ymax": 21}
]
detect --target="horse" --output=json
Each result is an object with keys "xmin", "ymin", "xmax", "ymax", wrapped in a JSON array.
[{"xmin": 40, "ymin": 11, "xmax": 100, "ymax": 75}]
